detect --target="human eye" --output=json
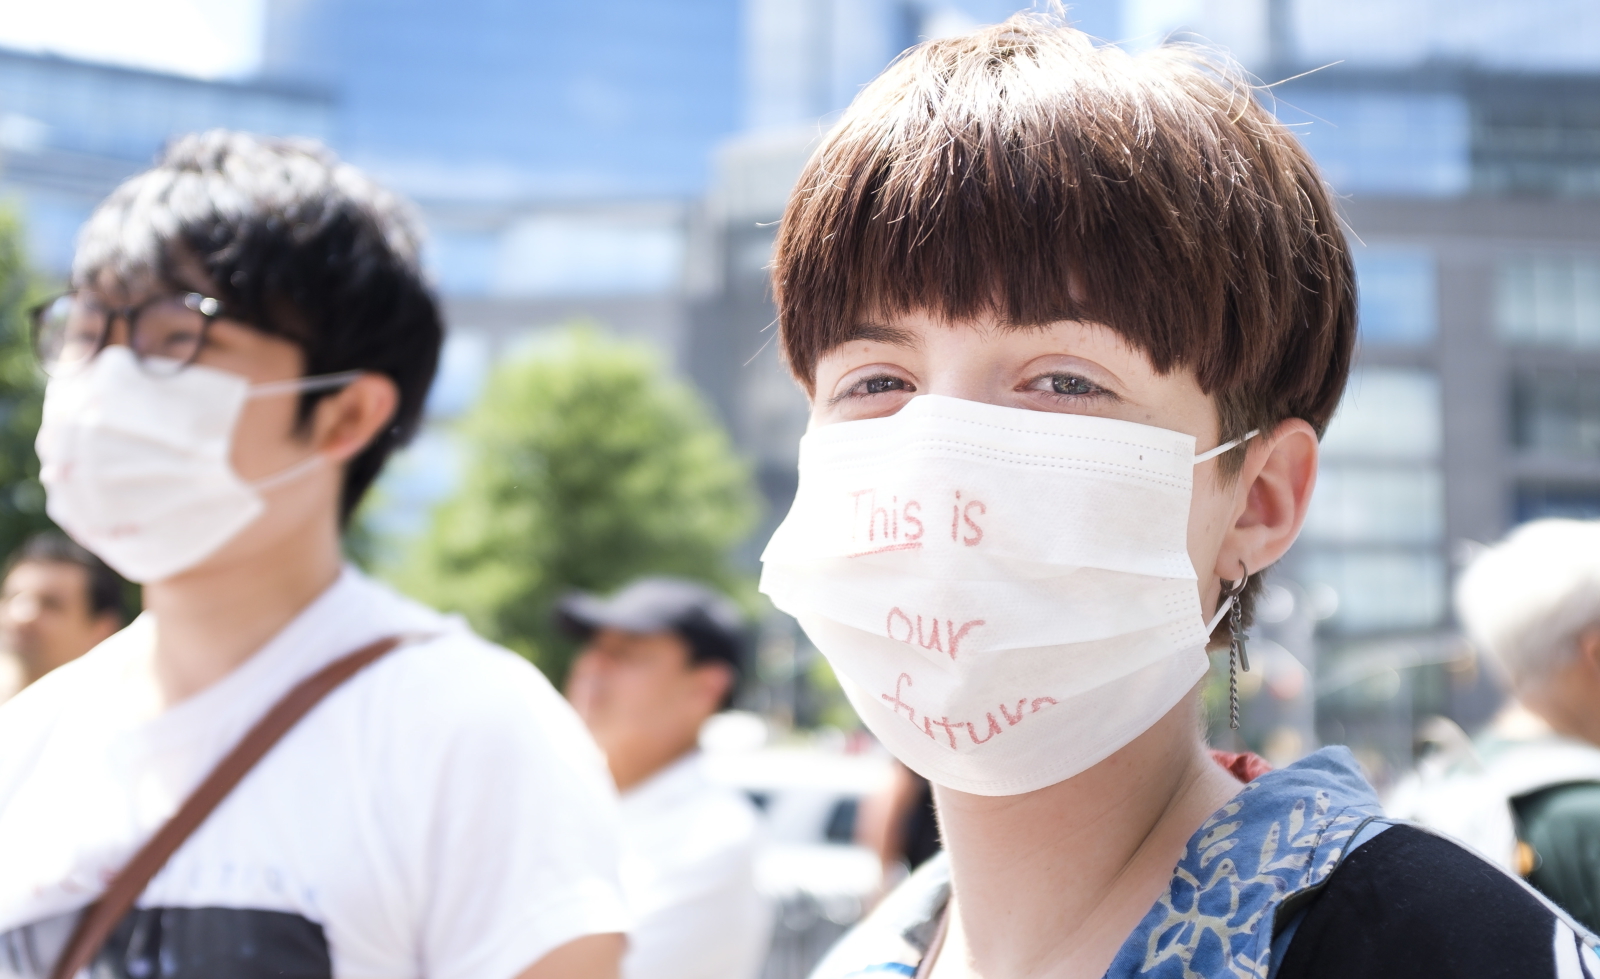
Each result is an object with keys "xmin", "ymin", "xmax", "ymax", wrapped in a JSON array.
[
  {"xmin": 1025, "ymin": 371, "xmax": 1114, "ymax": 403},
  {"xmin": 863, "ymin": 375, "xmax": 909, "ymax": 396},
  {"xmin": 830, "ymin": 372, "xmax": 915, "ymax": 405}
]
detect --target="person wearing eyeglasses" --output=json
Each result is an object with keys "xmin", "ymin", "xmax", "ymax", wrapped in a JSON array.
[{"xmin": 0, "ymin": 132, "xmax": 627, "ymax": 979}]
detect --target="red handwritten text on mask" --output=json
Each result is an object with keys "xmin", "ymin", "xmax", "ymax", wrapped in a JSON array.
[
  {"xmin": 886, "ymin": 608, "xmax": 985, "ymax": 660},
  {"xmin": 951, "ymin": 491, "xmax": 985, "ymax": 546},
  {"xmin": 847, "ymin": 489, "xmax": 925, "ymax": 556},
  {"xmin": 880, "ymin": 672, "xmax": 1058, "ymax": 749},
  {"xmin": 847, "ymin": 489, "xmax": 985, "ymax": 556}
]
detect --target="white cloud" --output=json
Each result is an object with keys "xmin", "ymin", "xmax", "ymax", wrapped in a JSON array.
[{"xmin": 0, "ymin": 0, "xmax": 263, "ymax": 79}]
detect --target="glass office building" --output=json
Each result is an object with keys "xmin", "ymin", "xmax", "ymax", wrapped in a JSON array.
[
  {"xmin": 1246, "ymin": 4, "xmax": 1600, "ymax": 777},
  {"xmin": 263, "ymin": 0, "xmax": 743, "ymax": 203},
  {"xmin": 0, "ymin": 49, "xmax": 332, "ymax": 273}
]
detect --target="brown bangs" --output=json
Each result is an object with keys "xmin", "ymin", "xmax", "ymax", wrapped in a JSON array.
[{"xmin": 772, "ymin": 14, "xmax": 1356, "ymax": 442}]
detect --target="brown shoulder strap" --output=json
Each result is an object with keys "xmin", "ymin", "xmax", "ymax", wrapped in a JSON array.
[{"xmin": 49, "ymin": 635, "xmax": 404, "ymax": 979}]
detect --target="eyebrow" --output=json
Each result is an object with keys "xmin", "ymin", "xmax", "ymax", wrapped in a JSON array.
[{"xmin": 840, "ymin": 323, "xmax": 920, "ymax": 348}]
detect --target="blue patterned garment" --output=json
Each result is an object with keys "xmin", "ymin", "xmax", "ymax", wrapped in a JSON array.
[
  {"xmin": 1107, "ymin": 747, "xmax": 1382, "ymax": 979},
  {"xmin": 811, "ymin": 747, "xmax": 1386, "ymax": 979}
]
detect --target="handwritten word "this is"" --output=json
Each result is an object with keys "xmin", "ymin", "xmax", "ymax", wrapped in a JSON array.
[{"xmin": 848, "ymin": 489, "xmax": 986, "ymax": 556}]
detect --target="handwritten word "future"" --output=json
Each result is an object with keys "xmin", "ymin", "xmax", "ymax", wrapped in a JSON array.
[{"xmin": 881, "ymin": 672, "xmax": 1059, "ymax": 749}]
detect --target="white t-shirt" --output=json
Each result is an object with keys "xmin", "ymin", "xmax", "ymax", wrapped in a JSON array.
[
  {"xmin": 618, "ymin": 752, "xmax": 771, "ymax": 979},
  {"xmin": 0, "ymin": 568, "xmax": 629, "ymax": 979}
]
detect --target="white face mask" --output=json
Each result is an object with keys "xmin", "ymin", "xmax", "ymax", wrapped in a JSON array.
[
  {"xmin": 36, "ymin": 346, "xmax": 358, "ymax": 584},
  {"xmin": 759, "ymin": 394, "xmax": 1255, "ymax": 797}
]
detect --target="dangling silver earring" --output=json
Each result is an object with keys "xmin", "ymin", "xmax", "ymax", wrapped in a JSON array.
[{"xmin": 1225, "ymin": 564, "xmax": 1251, "ymax": 731}]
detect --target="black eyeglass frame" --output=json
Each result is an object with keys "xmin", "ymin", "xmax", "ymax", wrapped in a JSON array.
[{"xmin": 29, "ymin": 291, "xmax": 233, "ymax": 378}]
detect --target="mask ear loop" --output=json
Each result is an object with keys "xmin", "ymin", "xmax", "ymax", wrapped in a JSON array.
[
  {"xmin": 242, "ymin": 372, "xmax": 360, "ymax": 491},
  {"xmin": 1216, "ymin": 563, "xmax": 1252, "ymax": 730},
  {"xmin": 250, "ymin": 453, "xmax": 325, "ymax": 492},
  {"xmin": 1193, "ymin": 429, "xmax": 1261, "ymax": 464},
  {"xmin": 247, "ymin": 370, "xmax": 364, "ymax": 400}
]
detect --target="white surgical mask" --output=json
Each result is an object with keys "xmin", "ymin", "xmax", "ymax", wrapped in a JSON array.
[
  {"xmin": 36, "ymin": 346, "xmax": 358, "ymax": 584},
  {"xmin": 759, "ymin": 394, "xmax": 1255, "ymax": 796}
]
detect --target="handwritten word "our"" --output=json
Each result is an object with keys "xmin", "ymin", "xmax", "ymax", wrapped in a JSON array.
[
  {"xmin": 887, "ymin": 608, "xmax": 984, "ymax": 660},
  {"xmin": 881, "ymin": 672, "xmax": 1059, "ymax": 749}
]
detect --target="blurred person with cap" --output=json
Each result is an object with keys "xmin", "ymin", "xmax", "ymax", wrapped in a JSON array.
[
  {"xmin": 561, "ymin": 577, "xmax": 773, "ymax": 979},
  {"xmin": 1391, "ymin": 518, "xmax": 1600, "ymax": 932},
  {"xmin": 0, "ymin": 531, "xmax": 126, "ymax": 701}
]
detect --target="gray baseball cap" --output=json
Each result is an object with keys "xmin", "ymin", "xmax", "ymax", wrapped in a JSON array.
[{"xmin": 556, "ymin": 576, "xmax": 748, "ymax": 674}]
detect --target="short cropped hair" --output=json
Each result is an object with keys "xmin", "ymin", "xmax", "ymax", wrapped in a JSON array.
[
  {"xmin": 1456, "ymin": 519, "xmax": 1600, "ymax": 691},
  {"xmin": 5, "ymin": 532, "xmax": 128, "ymax": 623},
  {"xmin": 771, "ymin": 15, "xmax": 1356, "ymax": 629},
  {"xmin": 73, "ymin": 131, "xmax": 443, "ymax": 522}
]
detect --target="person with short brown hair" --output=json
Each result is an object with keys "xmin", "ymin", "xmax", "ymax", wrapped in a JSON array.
[{"xmin": 756, "ymin": 14, "xmax": 1598, "ymax": 979}]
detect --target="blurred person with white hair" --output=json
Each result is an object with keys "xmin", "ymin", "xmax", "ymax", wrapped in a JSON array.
[{"xmin": 1390, "ymin": 518, "xmax": 1600, "ymax": 933}]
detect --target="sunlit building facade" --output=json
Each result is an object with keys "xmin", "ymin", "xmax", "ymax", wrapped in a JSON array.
[{"xmin": 0, "ymin": 49, "xmax": 332, "ymax": 274}]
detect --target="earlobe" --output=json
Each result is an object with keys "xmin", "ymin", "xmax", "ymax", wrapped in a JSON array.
[{"xmin": 1214, "ymin": 419, "xmax": 1318, "ymax": 581}]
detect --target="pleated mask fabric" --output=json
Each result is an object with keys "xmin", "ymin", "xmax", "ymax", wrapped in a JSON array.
[{"xmin": 760, "ymin": 395, "xmax": 1242, "ymax": 796}]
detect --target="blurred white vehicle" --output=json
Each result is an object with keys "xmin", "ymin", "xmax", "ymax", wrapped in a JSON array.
[{"xmin": 700, "ymin": 713, "xmax": 893, "ymax": 979}]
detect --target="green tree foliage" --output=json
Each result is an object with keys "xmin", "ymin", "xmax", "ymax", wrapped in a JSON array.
[
  {"xmin": 395, "ymin": 329, "xmax": 761, "ymax": 683},
  {"xmin": 0, "ymin": 207, "xmax": 55, "ymax": 559}
]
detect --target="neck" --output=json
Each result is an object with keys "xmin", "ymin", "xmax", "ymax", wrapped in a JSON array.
[
  {"xmin": 1520, "ymin": 690, "xmax": 1600, "ymax": 748},
  {"xmin": 933, "ymin": 696, "xmax": 1242, "ymax": 979},
  {"xmin": 142, "ymin": 514, "xmax": 344, "ymax": 707},
  {"xmin": 612, "ymin": 738, "xmax": 699, "ymax": 794}
]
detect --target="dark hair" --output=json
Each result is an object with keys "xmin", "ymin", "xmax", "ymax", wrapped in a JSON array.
[
  {"xmin": 771, "ymin": 15, "xmax": 1356, "ymax": 632},
  {"xmin": 556, "ymin": 577, "xmax": 748, "ymax": 710},
  {"xmin": 72, "ymin": 130, "xmax": 443, "ymax": 523},
  {"xmin": 677, "ymin": 609, "xmax": 745, "ymax": 683},
  {"xmin": 6, "ymin": 532, "xmax": 128, "ymax": 623}
]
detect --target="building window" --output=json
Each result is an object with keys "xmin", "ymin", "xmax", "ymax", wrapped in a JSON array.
[
  {"xmin": 493, "ymin": 215, "xmax": 686, "ymax": 298},
  {"xmin": 1516, "ymin": 484, "xmax": 1600, "ymax": 522},
  {"xmin": 1319, "ymin": 368, "xmax": 1442, "ymax": 459},
  {"xmin": 1296, "ymin": 368, "xmax": 1445, "ymax": 634},
  {"xmin": 1282, "ymin": 91, "xmax": 1470, "ymax": 198},
  {"xmin": 1497, "ymin": 253, "xmax": 1600, "ymax": 348},
  {"xmin": 1299, "ymin": 549, "xmax": 1448, "ymax": 634},
  {"xmin": 1355, "ymin": 247, "xmax": 1436, "ymax": 346},
  {"xmin": 1474, "ymin": 100, "xmax": 1600, "ymax": 198},
  {"xmin": 1301, "ymin": 465, "xmax": 1444, "ymax": 545},
  {"xmin": 1513, "ymin": 369, "xmax": 1600, "ymax": 458}
]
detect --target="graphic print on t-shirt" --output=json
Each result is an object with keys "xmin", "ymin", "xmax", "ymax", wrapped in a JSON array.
[
  {"xmin": 0, "ymin": 908, "xmax": 330, "ymax": 979},
  {"xmin": 0, "ymin": 569, "xmax": 631, "ymax": 979}
]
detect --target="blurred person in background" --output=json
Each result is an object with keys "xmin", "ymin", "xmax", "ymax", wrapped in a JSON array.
[
  {"xmin": 1390, "ymin": 518, "xmax": 1600, "ymax": 933},
  {"xmin": 562, "ymin": 577, "xmax": 773, "ymax": 979},
  {"xmin": 758, "ymin": 14, "xmax": 1599, "ymax": 979},
  {"xmin": 0, "ymin": 532, "xmax": 125, "ymax": 701},
  {"xmin": 0, "ymin": 132, "xmax": 627, "ymax": 978}
]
